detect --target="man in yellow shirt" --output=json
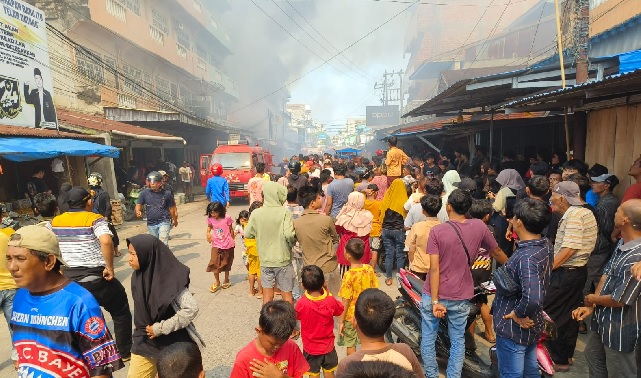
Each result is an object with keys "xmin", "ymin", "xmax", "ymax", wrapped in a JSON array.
[
  {"xmin": 0, "ymin": 226, "xmax": 18, "ymax": 368},
  {"xmin": 384, "ymin": 136, "xmax": 409, "ymax": 185}
]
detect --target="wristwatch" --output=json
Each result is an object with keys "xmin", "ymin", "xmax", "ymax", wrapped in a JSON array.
[{"xmin": 432, "ymin": 299, "xmax": 439, "ymax": 305}]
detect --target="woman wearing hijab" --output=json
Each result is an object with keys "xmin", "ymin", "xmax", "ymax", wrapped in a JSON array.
[
  {"xmin": 335, "ymin": 192, "xmax": 374, "ymax": 276},
  {"xmin": 488, "ymin": 168, "xmax": 525, "ymax": 213},
  {"xmin": 437, "ymin": 170, "xmax": 461, "ymax": 223},
  {"xmin": 126, "ymin": 234, "xmax": 204, "ymax": 378},
  {"xmin": 380, "ymin": 179, "xmax": 409, "ymax": 286}
]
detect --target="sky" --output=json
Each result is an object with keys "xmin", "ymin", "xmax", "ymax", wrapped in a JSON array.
[{"xmin": 222, "ymin": 0, "xmax": 413, "ymax": 131}]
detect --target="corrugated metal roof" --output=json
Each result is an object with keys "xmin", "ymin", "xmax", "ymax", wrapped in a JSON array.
[
  {"xmin": 57, "ymin": 109, "xmax": 176, "ymax": 138},
  {"xmin": 504, "ymin": 68, "xmax": 641, "ymax": 107},
  {"xmin": 0, "ymin": 125, "xmax": 99, "ymax": 139},
  {"xmin": 395, "ymin": 111, "xmax": 548, "ymax": 137}
]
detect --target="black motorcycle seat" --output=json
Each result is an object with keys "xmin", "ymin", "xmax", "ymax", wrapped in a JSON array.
[{"xmin": 407, "ymin": 274, "xmax": 425, "ymax": 294}]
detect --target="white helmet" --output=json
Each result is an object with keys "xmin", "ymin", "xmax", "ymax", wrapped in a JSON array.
[{"xmin": 87, "ymin": 172, "xmax": 103, "ymax": 187}]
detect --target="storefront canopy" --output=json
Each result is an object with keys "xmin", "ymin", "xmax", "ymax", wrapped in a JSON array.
[{"xmin": 0, "ymin": 137, "xmax": 120, "ymax": 162}]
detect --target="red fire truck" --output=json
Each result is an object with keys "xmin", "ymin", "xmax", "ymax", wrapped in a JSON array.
[{"xmin": 199, "ymin": 140, "xmax": 275, "ymax": 201}]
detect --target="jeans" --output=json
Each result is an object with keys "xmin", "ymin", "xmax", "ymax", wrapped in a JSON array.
[
  {"xmin": 0, "ymin": 289, "xmax": 18, "ymax": 361},
  {"xmin": 77, "ymin": 277, "xmax": 133, "ymax": 357},
  {"xmin": 585, "ymin": 331, "xmax": 637, "ymax": 378},
  {"xmin": 420, "ymin": 294, "xmax": 470, "ymax": 378},
  {"xmin": 382, "ymin": 229, "xmax": 406, "ymax": 279},
  {"xmin": 148, "ymin": 222, "xmax": 171, "ymax": 245},
  {"xmin": 496, "ymin": 336, "xmax": 539, "ymax": 378}
]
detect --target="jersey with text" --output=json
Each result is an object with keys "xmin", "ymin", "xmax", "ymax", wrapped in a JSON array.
[{"xmin": 11, "ymin": 282, "xmax": 124, "ymax": 377}]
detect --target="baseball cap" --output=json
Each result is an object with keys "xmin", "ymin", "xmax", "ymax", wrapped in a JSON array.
[
  {"xmin": 158, "ymin": 170, "xmax": 168, "ymax": 176},
  {"xmin": 8, "ymin": 224, "xmax": 67, "ymax": 265},
  {"xmin": 67, "ymin": 186, "xmax": 91, "ymax": 205},
  {"xmin": 588, "ymin": 164, "xmax": 608, "ymax": 177},
  {"xmin": 324, "ymin": 159, "xmax": 332, "ymax": 165},
  {"xmin": 454, "ymin": 177, "xmax": 477, "ymax": 191},
  {"xmin": 591, "ymin": 174, "xmax": 619, "ymax": 188},
  {"xmin": 553, "ymin": 181, "xmax": 582, "ymax": 206}
]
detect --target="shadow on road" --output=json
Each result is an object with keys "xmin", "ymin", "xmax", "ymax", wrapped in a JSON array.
[
  {"xmin": 173, "ymin": 243, "xmax": 200, "ymax": 253},
  {"xmin": 206, "ymin": 366, "xmax": 232, "ymax": 378}
]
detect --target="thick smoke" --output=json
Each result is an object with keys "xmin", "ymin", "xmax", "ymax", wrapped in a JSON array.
[{"xmin": 222, "ymin": 0, "xmax": 542, "ymax": 132}]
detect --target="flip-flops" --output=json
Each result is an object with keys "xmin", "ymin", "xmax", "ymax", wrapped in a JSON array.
[
  {"xmin": 222, "ymin": 282, "xmax": 231, "ymax": 289},
  {"xmin": 209, "ymin": 284, "xmax": 221, "ymax": 293}
]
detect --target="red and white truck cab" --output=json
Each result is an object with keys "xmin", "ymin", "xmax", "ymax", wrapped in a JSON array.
[{"xmin": 199, "ymin": 140, "xmax": 274, "ymax": 201}]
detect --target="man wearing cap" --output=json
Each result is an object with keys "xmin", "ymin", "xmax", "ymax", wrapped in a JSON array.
[
  {"xmin": 323, "ymin": 158, "xmax": 334, "ymax": 177},
  {"xmin": 0, "ymin": 220, "xmax": 17, "ymax": 368},
  {"xmin": 23, "ymin": 67, "xmax": 56, "ymax": 128},
  {"xmin": 586, "ymin": 164, "xmax": 609, "ymax": 207},
  {"xmin": 158, "ymin": 170, "xmax": 174, "ymax": 195},
  {"xmin": 50, "ymin": 186, "xmax": 132, "ymax": 360},
  {"xmin": 7, "ymin": 225, "xmax": 124, "ymax": 377},
  {"xmin": 544, "ymin": 181, "xmax": 598, "ymax": 371},
  {"xmin": 585, "ymin": 174, "xmax": 620, "ymax": 298}
]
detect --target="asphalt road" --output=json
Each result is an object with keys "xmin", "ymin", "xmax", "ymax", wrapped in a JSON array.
[{"xmin": 0, "ymin": 194, "xmax": 589, "ymax": 377}]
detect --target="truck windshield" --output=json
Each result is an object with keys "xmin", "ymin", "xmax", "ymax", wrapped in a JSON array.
[{"xmin": 212, "ymin": 152, "xmax": 251, "ymax": 170}]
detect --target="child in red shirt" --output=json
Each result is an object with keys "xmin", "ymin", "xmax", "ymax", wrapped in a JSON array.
[
  {"xmin": 295, "ymin": 266, "xmax": 344, "ymax": 378},
  {"xmin": 230, "ymin": 301, "xmax": 309, "ymax": 378}
]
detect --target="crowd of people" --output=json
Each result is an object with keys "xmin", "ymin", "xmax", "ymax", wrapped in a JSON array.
[{"xmin": 2, "ymin": 136, "xmax": 641, "ymax": 378}]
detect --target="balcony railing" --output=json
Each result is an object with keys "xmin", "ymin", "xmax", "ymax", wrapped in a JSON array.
[
  {"xmin": 106, "ymin": 0, "xmax": 127, "ymax": 22},
  {"xmin": 197, "ymin": 58, "xmax": 206, "ymax": 70},
  {"xmin": 118, "ymin": 94, "xmax": 136, "ymax": 108},
  {"xmin": 149, "ymin": 25, "xmax": 164, "ymax": 45},
  {"xmin": 177, "ymin": 44, "xmax": 187, "ymax": 58}
]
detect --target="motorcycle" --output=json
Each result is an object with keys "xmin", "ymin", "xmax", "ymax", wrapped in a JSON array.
[
  {"xmin": 385, "ymin": 268, "xmax": 493, "ymax": 378},
  {"xmin": 121, "ymin": 182, "xmax": 144, "ymax": 222},
  {"xmin": 1, "ymin": 211, "xmax": 39, "ymax": 230},
  {"xmin": 489, "ymin": 309, "xmax": 557, "ymax": 376}
]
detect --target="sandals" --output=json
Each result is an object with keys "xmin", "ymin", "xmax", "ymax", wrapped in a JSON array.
[
  {"xmin": 209, "ymin": 284, "xmax": 221, "ymax": 293},
  {"xmin": 385, "ymin": 278, "xmax": 393, "ymax": 286},
  {"xmin": 222, "ymin": 282, "xmax": 231, "ymax": 289}
]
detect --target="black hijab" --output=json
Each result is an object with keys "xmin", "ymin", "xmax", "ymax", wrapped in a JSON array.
[{"xmin": 127, "ymin": 234, "xmax": 190, "ymax": 328}]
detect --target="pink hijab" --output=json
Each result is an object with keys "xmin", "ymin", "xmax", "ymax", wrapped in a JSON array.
[{"xmin": 335, "ymin": 192, "xmax": 373, "ymax": 237}]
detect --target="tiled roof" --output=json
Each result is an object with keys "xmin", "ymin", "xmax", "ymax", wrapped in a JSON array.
[
  {"xmin": 0, "ymin": 125, "xmax": 97, "ymax": 139},
  {"xmin": 57, "ymin": 109, "xmax": 176, "ymax": 138}
]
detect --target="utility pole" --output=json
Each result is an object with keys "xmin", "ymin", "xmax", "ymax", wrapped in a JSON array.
[
  {"xmin": 375, "ymin": 70, "xmax": 404, "ymax": 107},
  {"xmin": 574, "ymin": 0, "xmax": 590, "ymax": 84},
  {"xmin": 383, "ymin": 70, "xmax": 388, "ymax": 106}
]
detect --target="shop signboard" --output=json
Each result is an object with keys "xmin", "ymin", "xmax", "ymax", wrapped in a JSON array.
[
  {"xmin": 0, "ymin": 0, "xmax": 58, "ymax": 129},
  {"xmin": 366, "ymin": 105, "xmax": 399, "ymax": 127}
]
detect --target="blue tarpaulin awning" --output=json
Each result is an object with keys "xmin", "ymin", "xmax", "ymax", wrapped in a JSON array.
[{"xmin": 0, "ymin": 137, "xmax": 120, "ymax": 162}]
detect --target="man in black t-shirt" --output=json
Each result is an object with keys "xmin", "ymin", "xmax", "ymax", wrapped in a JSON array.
[
  {"xmin": 24, "ymin": 166, "xmax": 50, "ymax": 215},
  {"xmin": 136, "ymin": 171, "xmax": 178, "ymax": 246}
]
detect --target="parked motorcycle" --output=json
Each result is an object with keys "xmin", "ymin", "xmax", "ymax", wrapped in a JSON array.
[
  {"xmin": 121, "ymin": 182, "xmax": 144, "ymax": 222},
  {"xmin": 1, "ymin": 211, "xmax": 39, "ymax": 230},
  {"xmin": 489, "ymin": 309, "xmax": 557, "ymax": 376},
  {"xmin": 385, "ymin": 268, "xmax": 493, "ymax": 378}
]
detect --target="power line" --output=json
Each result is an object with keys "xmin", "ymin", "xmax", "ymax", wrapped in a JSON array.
[
  {"xmin": 271, "ymin": 0, "xmax": 375, "ymax": 82},
  {"xmin": 231, "ymin": 0, "xmax": 421, "ymax": 114},
  {"xmin": 360, "ymin": 0, "xmax": 531, "ymax": 5},
  {"xmin": 249, "ymin": 0, "xmax": 372, "ymax": 85},
  {"xmin": 283, "ymin": 0, "xmax": 377, "ymax": 81}
]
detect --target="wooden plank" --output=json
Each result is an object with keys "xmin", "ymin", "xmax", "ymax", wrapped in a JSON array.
[{"xmin": 613, "ymin": 106, "xmax": 635, "ymax": 197}]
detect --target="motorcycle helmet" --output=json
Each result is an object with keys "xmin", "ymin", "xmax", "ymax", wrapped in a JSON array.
[
  {"xmin": 288, "ymin": 161, "xmax": 301, "ymax": 174},
  {"xmin": 210, "ymin": 163, "xmax": 223, "ymax": 176},
  {"xmin": 87, "ymin": 172, "xmax": 103, "ymax": 187},
  {"xmin": 146, "ymin": 171, "xmax": 163, "ymax": 183}
]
